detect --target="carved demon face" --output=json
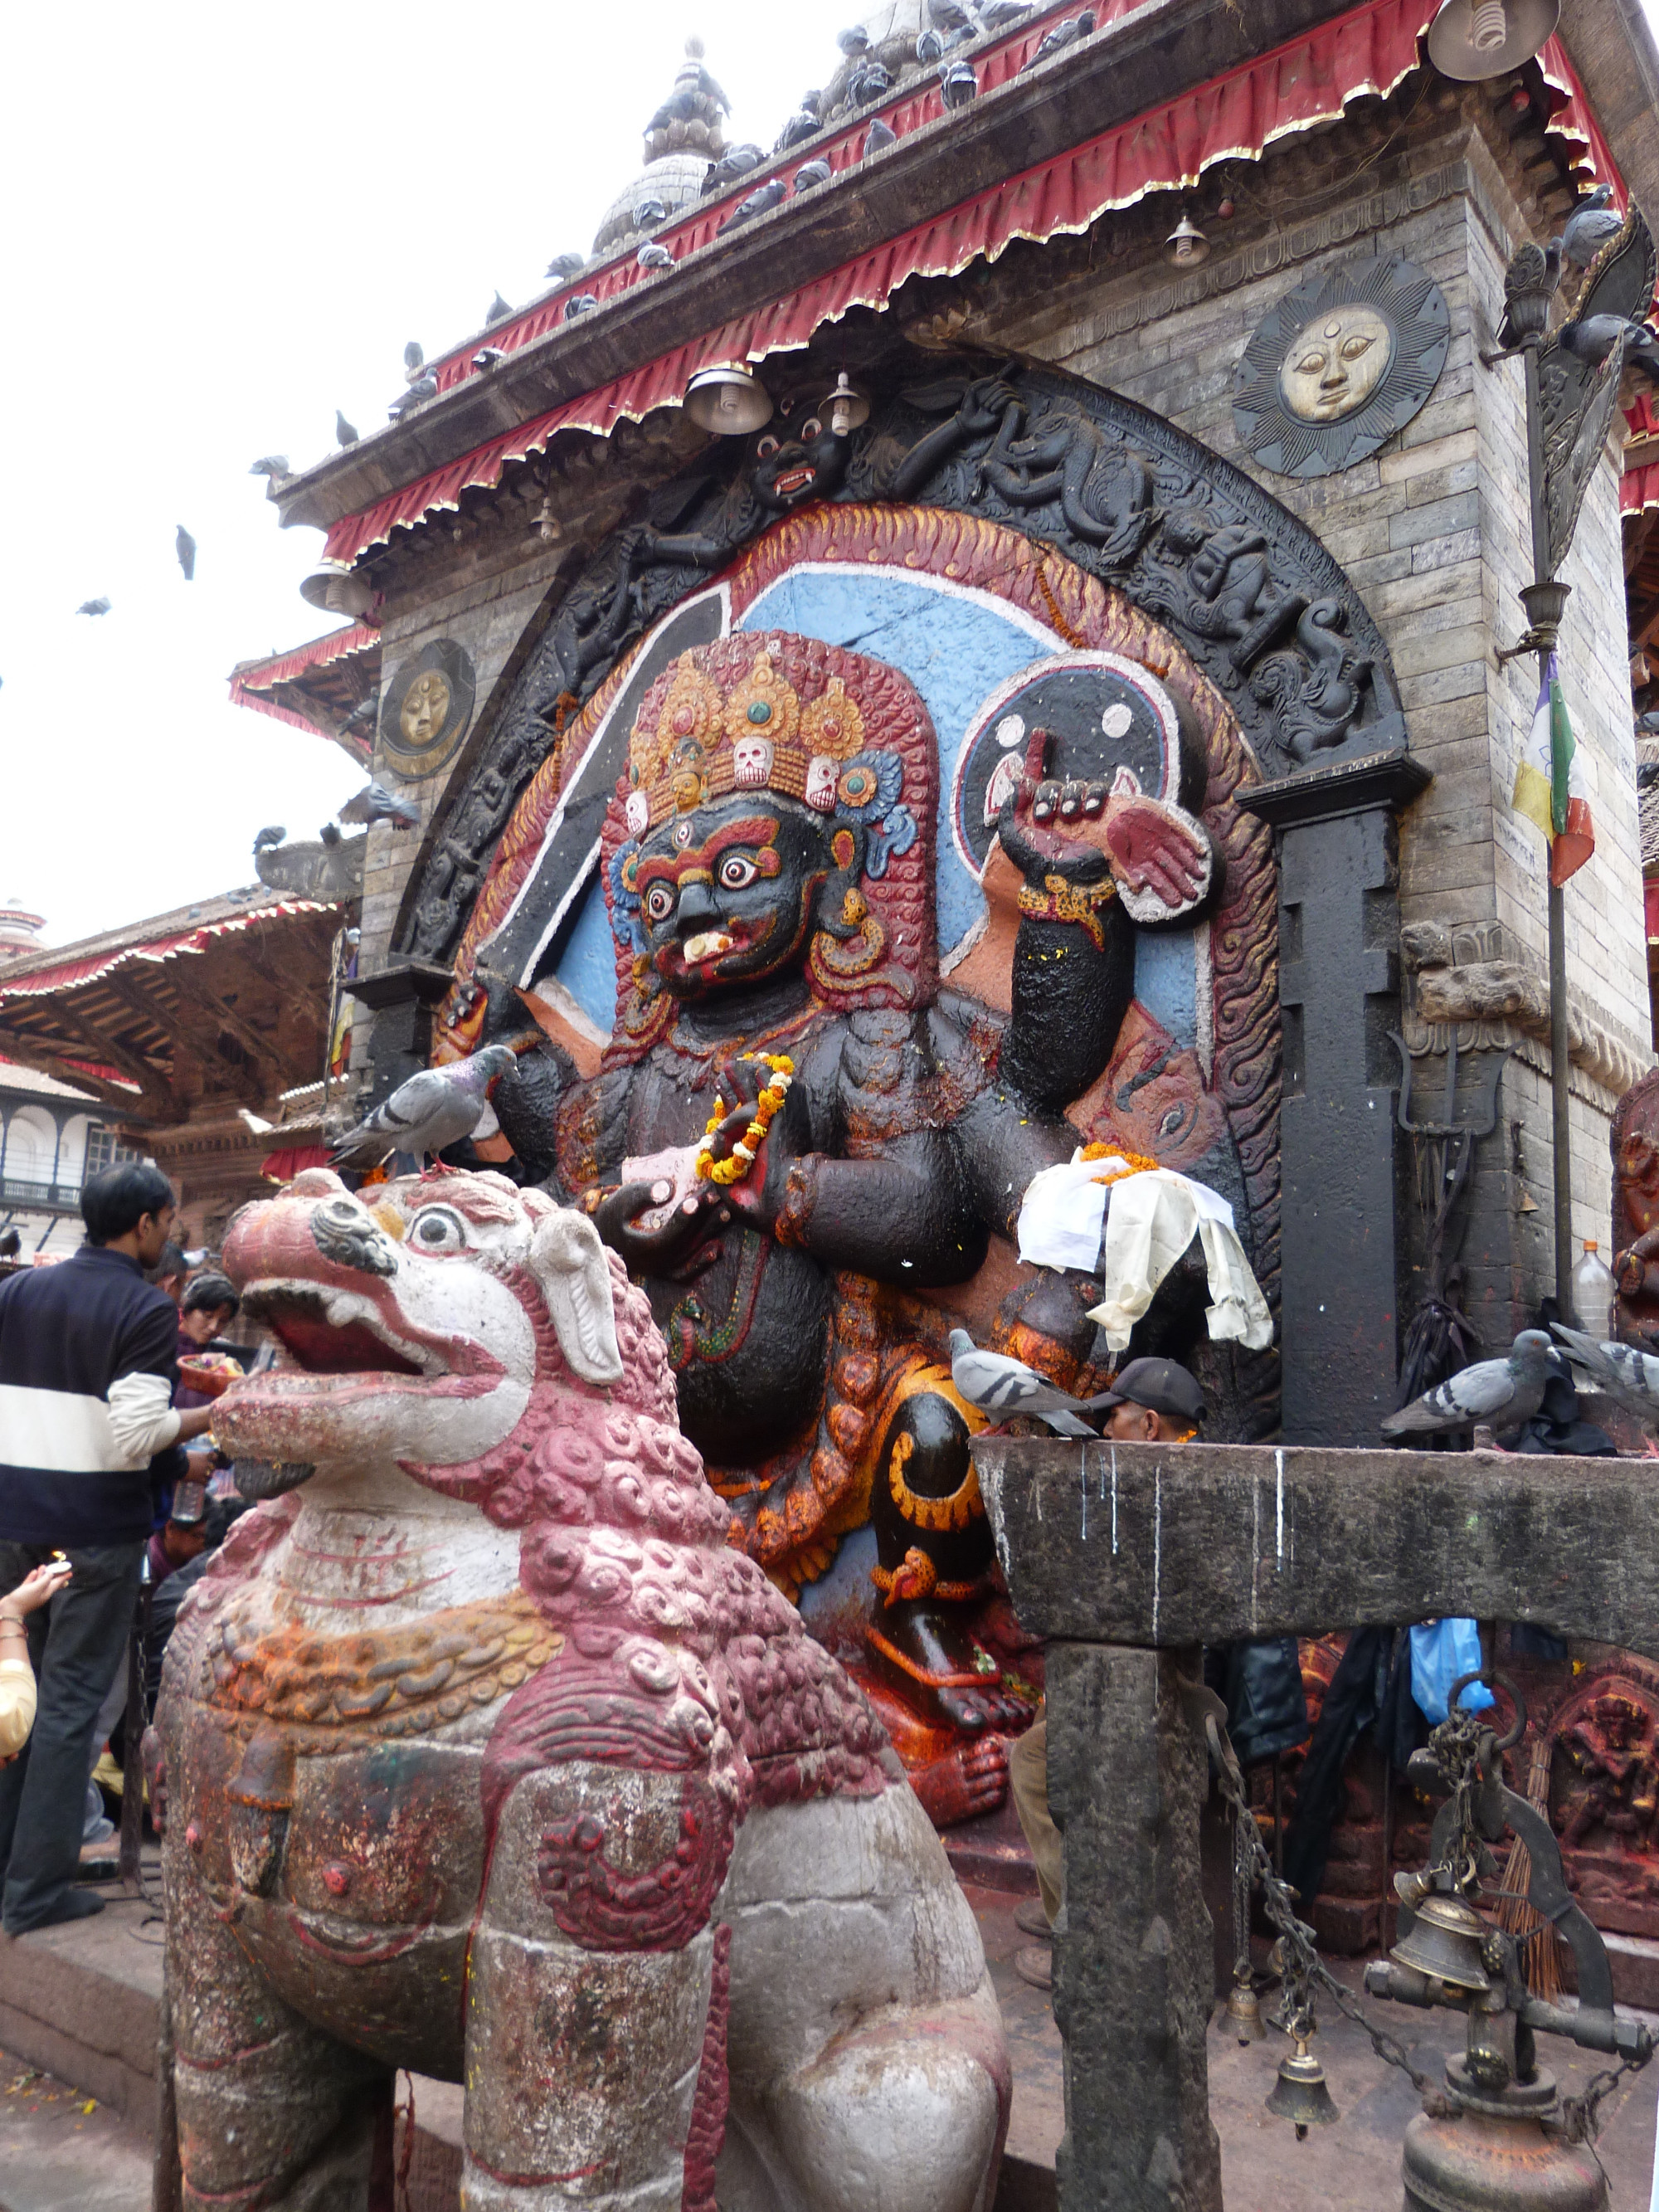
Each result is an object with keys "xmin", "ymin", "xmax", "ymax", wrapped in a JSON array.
[
  {"xmin": 215, "ymin": 1172, "xmax": 622, "ymax": 1474},
  {"xmin": 749, "ymin": 396, "xmax": 851, "ymax": 514},
  {"xmin": 630, "ymin": 792, "xmax": 862, "ymax": 997}
]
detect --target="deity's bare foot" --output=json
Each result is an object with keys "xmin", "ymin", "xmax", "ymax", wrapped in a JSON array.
[
  {"xmin": 865, "ymin": 1598, "xmax": 1032, "ymax": 1735},
  {"xmin": 908, "ymin": 1737, "xmax": 1010, "ymax": 1826}
]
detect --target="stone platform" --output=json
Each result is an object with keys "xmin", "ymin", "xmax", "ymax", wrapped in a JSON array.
[{"xmin": 2, "ymin": 1859, "xmax": 1655, "ymax": 2212}]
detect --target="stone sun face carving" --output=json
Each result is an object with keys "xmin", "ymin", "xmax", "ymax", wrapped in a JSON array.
[{"xmin": 1277, "ymin": 303, "xmax": 1394, "ymax": 423}]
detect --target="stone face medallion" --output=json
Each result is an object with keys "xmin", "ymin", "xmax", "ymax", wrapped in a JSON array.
[
  {"xmin": 380, "ymin": 638, "xmax": 477, "ymax": 777},
  {"xmin": 1233, "ymin": 254, "xmax": 1449, "ymax": 478}
]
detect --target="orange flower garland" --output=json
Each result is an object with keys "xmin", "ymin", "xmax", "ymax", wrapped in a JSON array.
[
  {"xmin": 694, "ymin": 1055, "xmax": 795, "ymax": 1187},
  {"xmin": 1078, "ymin": 1141, "xmax": 1160, "ymax": 1188}
]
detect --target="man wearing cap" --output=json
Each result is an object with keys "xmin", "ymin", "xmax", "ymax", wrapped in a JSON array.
[{"xmin": 1007, "ymin": 1357, "xmax": 1204, "ymax": 1990}]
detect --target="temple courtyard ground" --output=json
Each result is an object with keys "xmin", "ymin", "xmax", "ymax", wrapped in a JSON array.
[{"xmin": 2, "ymin": 1864, "xmax": 1654, "ymax": 2211}]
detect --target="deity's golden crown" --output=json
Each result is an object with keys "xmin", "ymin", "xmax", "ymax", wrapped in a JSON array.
[{"xmin": 624, "ymin": 647, "xmax": 873, "ymax": 839}]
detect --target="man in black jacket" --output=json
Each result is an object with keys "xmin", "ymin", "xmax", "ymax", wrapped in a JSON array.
[{"xmin": 0, "ymin": 1163, "xmax": 216, "ymax": 1932}]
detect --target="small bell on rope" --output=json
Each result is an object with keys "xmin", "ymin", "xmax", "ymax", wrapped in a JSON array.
[
  {"xmin": 1265, "ymin": 2027, "xmax": 1339, "ymax": 2141},
  {"xmin": 1224, "ymin": 1961, "xmax": 1265, "ymax": 2044}
]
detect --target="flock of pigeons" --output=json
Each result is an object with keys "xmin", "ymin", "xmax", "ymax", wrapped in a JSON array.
[
  {"xmin": 72, "ymin": 526, "xmax": 196, "ymax": 621},
  {"xmin": 1497, "ymin": 184, "xmax": 1659, "ymax": 379}
]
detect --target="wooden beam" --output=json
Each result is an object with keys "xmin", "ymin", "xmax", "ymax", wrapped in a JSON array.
[
  {"xmin": 194, "ymin": 986, "xmax": 289, "ymax": 1075},
  {"xmin": 975, "ymin": 1438, "xmax": 1659, "ymax": 1659},
  {"xmin": 105, "ymin": 973, "xmax": 265, "ymax": 1104},
  {"xmin": 0, "ymin": 1028, "xmax": 141, "ymax": 1114},
  {"xmin": 46, "ymin": 1001, "xmax": 181, "ymax": 1120}
]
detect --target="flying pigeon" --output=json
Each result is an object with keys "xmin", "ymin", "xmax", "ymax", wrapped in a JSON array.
[
  {"xmin": 175, "ymin": 527, "xmax": 196, "ymax": 582},
  {"xmin": 793, "ymin": 158, "xmax": 833, "ymax": 192},
  {"xmin": 722, "ymin": 178, "xmax": 788, "ymax": 231},
  {"xmin": 336, "ymin": 409, "xmax": 359, "ymax": 446},
  {"xmin": 1378, "ymin": 1328, "xmax": 1557, "ymax": 1442},
  {"xmin": 776, "ymin": 92, "xmax": 824, "ymax": 152},
  {"xmin": 75, "ymin": 597, "xmax": 111, "ymax": 616},
  {"xmin": 1029, "ymin": 9, "xmax": 1097, "ymax": 64},
  {"xmin": 330, "ymin": 1045, "xmax": 518, "ymax": 1172},
  {"xmin": 865, "ymin": 116, "xmax": 899, "ymax": 154},
  {"xmin": 704, "ymin": 143, "xmax": 762, "ymax": 191},
  {"xmin": 637, "ymin": 241, "xmax": 675, "ymax": 270},
  {"xmin": 338, "ymin": 778, "xmax": 420, "ymax": 829},
  {"xmin": 249, "ymin": 455, "xmax": 290, "ymax": 481},
  {"xmin": 947, "ymin": 1328, "xmax": 1098, "ymax": 1437},
  {"xmin": 1550, "ymin": 1324, "xmax": 1659, "ymax": 1427},
  {"xmin": 486, "ymin": 290, "xmax": 513, "ymax": 325},
  {"xmin": 546, "ymin": 251, "xmax": 586, "ymax": 280},
  {"xmin": 1496, "ymin": 238, "xmax": 1563, "ymax": 348},
  {"xmin": 940, "ymin": 59, "xmax": 980, "ymax": 107},
  {"xmin": 1560, "ymin": 184, "xmax": 1623, "ymax": 269}
]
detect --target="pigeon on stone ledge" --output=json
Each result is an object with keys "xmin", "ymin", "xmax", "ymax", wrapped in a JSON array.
[
  {"xmin": 1550, "ymin": 1325, "xmax": 1659, "ymax": 1430},
  {"xmin": 545, "ymin": 252, "xmax": 586, "ymax": 280},
  {"xmin": 1028, "ymin": 9, "xmax": 1097, "ymax": 65},
  {"xmin": 722, "ymin": 178, "xmax": 788, "ymax": 231},
  {"xmin": 336, "ymin": 410, "xmax": 359, "ymax": 446},
  {"xmin": 939, "ymin": 59, "xmax": 979, "ymax": 107},
  {"xmin": 776, "ymin": 91, "xmax": 823, "ymax": 152},
  {"xmin": 947, "ymin": 1328, "xmax": 1098, "ymax": 1436},
  {"xmin": 330, "ymin": 1046, "xmax": 518, "ymax": 1172},
  {"xmin": 1379, "ymin": 1328, "xmax": 1556, "ymax": 1442}
]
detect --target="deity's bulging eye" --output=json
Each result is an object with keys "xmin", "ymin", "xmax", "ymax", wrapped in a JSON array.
[
  {"xmin": 800, "ymin": 418, "xmax": 822, "ymax": 441},
  {"xmin": 411, "ymin": 1208, "xmax": 466, "ymax": 1252},
  {"xmin": 718, "ymin": 854, "xmax": 760, "ymax": 889},
  {"xmin": 757, "ymin": 436, "xmax": 780, "ymax": 459},
  {"xmin": 645, "ymin": 883, "xmax": 676, "ymax": 923}
]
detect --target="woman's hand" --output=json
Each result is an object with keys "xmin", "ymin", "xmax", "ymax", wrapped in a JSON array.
[{"xmin": 0, "ymin": 1557, "xmax": 71, "ymax": 1623}]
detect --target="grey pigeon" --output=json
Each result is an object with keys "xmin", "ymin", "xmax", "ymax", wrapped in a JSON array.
[
  {"xmin": 1550, "ymin": 1324, "xmax": 1659, "ymax": 1427},
  {"xmin": 75, "ymin": 597, "xmax": 111, "ymax": 616},
  {"xmin": 865, "ymin": 116, "xmax": 899, "ymax": 154},
  {"xmin": 838, "ymin": 27, "xmax": 872, "ymax": 55},
  {"xmin": 0, "ymin": 1228, "xmax": 20, "ymax": 1259},
  {"xmin": 982, "ymin": 1, "xmax": 1037, "ymax": 25},
  {"xmin": 940, "ymin": 59, "xmax": 979, "ymax": 106},
  {"xmin": 486, "ymin": 290, "xmax": 513, "ymax": 324},
  {"xmin": 336, "ymin": 409, "xmax": 359, "ymax": 446},
  {"xmin": 637, "ymin": 241, "xmax": 675, "ymax": 270},
  {"xmin": 845, "ymin": 58, "xmax": 894, "ymax": 106},
  {"xmin": 403, "ymin": 340, "xmax": 426, "ymax": 378},
  {"xmin": 793, "ymin": 158, "xmax": 833, "ymax": 192},
  {"xmin": 1029, "ymin": 8, "xmax": 1097, "ymax": 64},
  {"xmin": 388, "ymin": 378, "xmax": 437, "ymax": 419},
  {"xmin": 776, "ymin": 92, "xmax": 823, "ymax": 152},
  {"xmin": 339, "ymin": 691, "xmax": 380, "ymax": 739},
  {"xmin": 1496, "ymin": 238, "xmax": 1563, "ymax": 348},
  {"xmin": 947, "ymin": 1328, "xmax": 1097, "ymax": 1437},
  {"xmin": 1379, "ymin": 1328, "xmax": 1556, "ymax": 1441},
  {"xmin": 564, "ymin": 294, "xmax": 599, "ymax": 320},
  {"xmin": 546, "ymin": 251, "xmax": 586, "ymax": 280},
  {"xmin": 249, "ymin": 455, "xmax": 290, "ymax": 480},
  {"xmin": 175, "ymin": 526, "xmax": 196, "ymax": 582},
  {"xmin": 253, "ymin": 825, "xmax": 286, "ymax": 853},
  {"xmin": 1561, "ymin": 185, "xmax": 1623, "ymax": 269},
  {"xmin": 330, "ymin": 1045, "xmax": 518, "ymax": 1172},
  {"xmin": 472, "ymin": 346, "xmax": 505, "ymax": 371},
  {"xmin": 704, "ymin": 144, "xmax": 762, "ymax": 192},
  {"xmin": 917, "ymin": 29, "xmax": 946, "ymax": 62},
  {"xmin": 722, "ymin": 178, "xmax": 788, "ymax": 231},
  {"xmin": 338, "ymin": 778, "xmax": 420, "ymax": 829},
  {"xmin": 633, "ymin": 197, "xmax": 669, "ymax": 228},
  {"xmin": 1559, "ymin": 313, "xmax": 1642, "ymax": 368}
]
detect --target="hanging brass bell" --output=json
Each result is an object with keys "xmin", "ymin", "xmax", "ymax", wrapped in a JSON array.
[
  {"xmin": 1224, "ymin": 1965, "xmax": 1266, "ymax": 2043},
  {"xmin": 1389, "ymin": 1893, "xmax": 1492, "ymax": 1993},
  {"xmin": 1265, "ymin": 2034, "xmax": 1339, "ymax": 2140}
]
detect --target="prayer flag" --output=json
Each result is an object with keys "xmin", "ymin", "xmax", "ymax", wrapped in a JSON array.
[{"xmin": 1511, "ymin": 655, "xmax": 1594, "ymax": 887}]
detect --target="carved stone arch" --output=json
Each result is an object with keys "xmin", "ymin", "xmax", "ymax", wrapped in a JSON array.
[{"xmin": 398, "ymin": 343, "xmax": 1413, "ymax": 972}]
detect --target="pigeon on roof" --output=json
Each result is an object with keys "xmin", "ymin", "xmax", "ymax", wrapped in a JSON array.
[
  {"xmin": 865, "ymin": 115, "xmax": 898, "ymax": 154},
  {"xmin": 838, "ymin": 27, "xmax": 872, "ymax": 56},
  {"xmin": 1561, "ymin": 185, "xmax": 1623, "ymax": 269},
  {"xmin": 982, "ymin": 0, "xmax": 1038, "ymax": 25},
  {"xmin": 564, "ymin": 294, "xmax": 600, "ymax": 320},
  {"xmin": 776, "ymin": 91, "xmax": 824, "ymax": 152},
  {"xmin": 947, "ymin": 1328, "xmax": 1098, "ymax": 1436},
  {"xmin": 722, "ymin": 177, "xmax": 789, "ymax": 230},
  {"xmin": 1379, "ymin": 1328, "xmax": 1556, "ymax": 1440},
  {"xmin": 638, "ymin": 241, "xmax": 675, "ymax": 270},
  {"xmin": 845, "ymin": 57, "xmax": 894, "ymax": 106},
  {"xmin": 546, "ymin": 251, "xmax": 587, "ymax": 280},
  {"xmin": 486, "ymin": 291, "xmax": 513, "ymax": 325},
  {"xmin": 634, "ymin": 196, "xmax": 669, "ymax": 227},
  {"xmin": 1551, "ymin": 1325, "xmax": 1659, "ymax": 1428},
  {"xmin": 338, "ymin": 779, "xmax": 421, "ymax": 829},
  {"xmin": 336, "ymin": 410, "xmax": 359, "ymax": 446},
  {"xmin": 75, "ymin": 597, "xmax": 111, "ymax": 616},
  {"xmin": 248, "ymin": 455, "xmax": 290, "ymax": 482},
  {"xmin": 940, "ymin": 59, "xmax": 979, "ymax": 106},
  {"xmin": 1028, "ymin": 8, "xmax": 1097, "ymax": 64},
  {"xmin": 793, "ymin": 158, "xmax": 833, "ymax": 192},
  {"xmin": 704, "ymin": 143, "xmax": 762, "ymax": 192},
  {"xmin": 176, "ymin": 527, "xmax": 196, "ymax": 582},
  {"xmin": 330, "ymin": 1046, "xmax": 518, "ymax": 1172}
]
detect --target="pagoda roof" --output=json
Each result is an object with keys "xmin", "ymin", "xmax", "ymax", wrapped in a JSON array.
[
  {"xmin": 270, "ymin": 0, "xmax": 1635, "ymax": 569},
  {"xmin": 229, "ymin": 622, "xmax": 382, "ymax": 763}
]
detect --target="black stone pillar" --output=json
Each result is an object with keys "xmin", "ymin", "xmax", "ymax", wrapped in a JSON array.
[
  {"xmin": 349, "ymin": 960, "xmax": 455, "ymax": 1113},
  {"xmin": 1243, "ymin": 752, "xmax": 1430, "ymax": 1447},
  {"xmin": 1046, "ymin": 1641, "xmax": 1220, "ymax": 2212}
]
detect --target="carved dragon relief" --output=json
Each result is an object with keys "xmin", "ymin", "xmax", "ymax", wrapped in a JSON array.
[{"xmin": 400, "ymin": 348, "xmax": 1409, "ymax": 967}]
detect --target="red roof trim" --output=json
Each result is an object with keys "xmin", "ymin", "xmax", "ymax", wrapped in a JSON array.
[
  {"xmin": 231, "ymin": 623, "xmax": 380, "ymax": 694},
  {"xmin": 0, "ymin": 903, "xmax": 338, "ymax": 1003},
  {"xmin": 320, "ymin": 0, "xmax": 1620, "ymax": 568}
]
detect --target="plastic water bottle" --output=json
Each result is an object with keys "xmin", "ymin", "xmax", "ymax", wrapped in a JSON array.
[{"xmin": 1571, "ymin": 1240, "xmax": 1616, "ymax": 1339}]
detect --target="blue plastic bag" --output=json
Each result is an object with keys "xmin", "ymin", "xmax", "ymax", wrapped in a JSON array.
[{"xmin": 1408, "ymin": 1618, "xmax": 1495, "ymax": 1725}]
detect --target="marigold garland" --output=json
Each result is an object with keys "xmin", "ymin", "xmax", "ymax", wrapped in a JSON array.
[
  {"xmin": 694, "ymin": 1055, "xmax": 795, "ymax": 1186},
  {"xmin": 1078, "ymin": 1141, "xmax": 1160, "ymax": 1188}
]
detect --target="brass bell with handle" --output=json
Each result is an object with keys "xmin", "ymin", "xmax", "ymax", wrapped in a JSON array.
[
  {"xmin": 1390, "ymin": 1890, "xmax": 1492, "ymax": 1993},
  {"xmin": 1265, "ymin": 2029, "xmax": 1340, "ymax": 2140}
]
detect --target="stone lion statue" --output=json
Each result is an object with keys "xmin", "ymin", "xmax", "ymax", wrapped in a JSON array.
[{"xmin": 150, "ymin": 1167, "xmax": 1008, "ymax": 2212}]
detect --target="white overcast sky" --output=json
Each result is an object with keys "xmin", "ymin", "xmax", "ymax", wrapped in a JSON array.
[{"xmin": 0, "ymin": 2, "xmax": 851, "ymax": 948}]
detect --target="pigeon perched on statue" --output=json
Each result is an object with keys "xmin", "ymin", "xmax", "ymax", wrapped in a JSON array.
[
  {"xmin": 485, "ymin": 291, "xmax": 513, "ymax": 325},
  {"xmin": 1550, "ymin": 1324, "xmax": 1659, "ymax": 1430},
  {"xmin": 1558, "ymin": 314, "xmax": 1659, "ymax": 383},
  {"xmin": 1379, "ymin": 1328, "xmax": 1557, "ymax": 1442},
  {"xmin": 1560, "ymin": 184, "xmax": 1623, "ymax": 270},
  {"xmin": 175, "ymin": 527, "xmax": 196, "ymax": 582},
  {"xmin": 330, "ymin": 1046, "xmax": 518, "ymax": 1172},
  {"xmin": 248, "ymin": 455, "xmax": 290, "ymax": 485},
  {"xmin": 946, "ymin": 1328, "xmax": 1098, "ymax": 1436},
  {"xmin": 338, "ymin": 778, "xmax": 420, "ymax": 830}
]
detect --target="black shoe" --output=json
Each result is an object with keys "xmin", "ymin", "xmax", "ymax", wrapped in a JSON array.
[{"xmin": 6, "ymin": 1888, "xmax": 106, "ymax": 1935}]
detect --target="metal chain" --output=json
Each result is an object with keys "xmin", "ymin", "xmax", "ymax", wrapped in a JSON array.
[{"xmin": 1557, "ymin": 2052, "xmax": 1651, "ymax": 2146}]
